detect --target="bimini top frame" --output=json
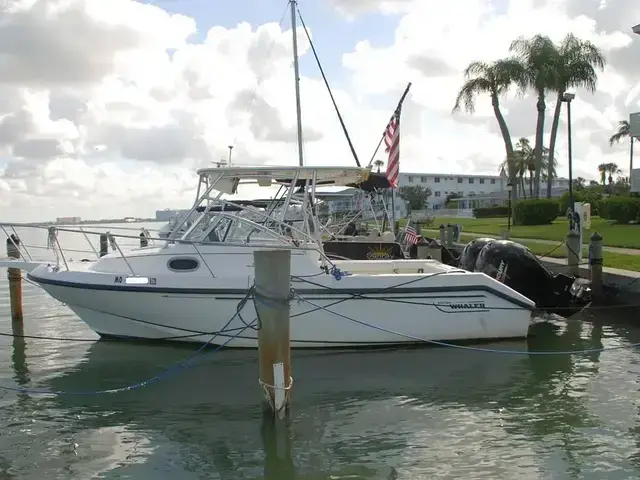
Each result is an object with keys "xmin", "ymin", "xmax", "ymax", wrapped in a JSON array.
[{"xmin": 169, "ymin": 165, "xmax": 372, "ymax": 247}]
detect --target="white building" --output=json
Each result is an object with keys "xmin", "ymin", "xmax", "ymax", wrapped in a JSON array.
[{"xmin": 393, "ymin": 172, "xmax": 571, "ymax": 217}]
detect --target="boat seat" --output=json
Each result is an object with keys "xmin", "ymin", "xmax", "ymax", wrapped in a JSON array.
[{"xmin": 380, "ymin": 231, "xmax": 395, "ymax": 242}]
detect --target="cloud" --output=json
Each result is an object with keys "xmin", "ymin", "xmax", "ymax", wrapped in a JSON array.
[
  {"xmin": 2, "ymin": 0, "xmax": 640, "ymax": 222},
  {"xmin": 338, "ymin": 0, "xmax": 640, "ymax": 179}
]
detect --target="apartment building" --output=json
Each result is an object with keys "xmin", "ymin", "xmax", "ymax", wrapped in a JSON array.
[{"xmin": 394, "ymin": 172, "xmax": 570, "ymax": 216}]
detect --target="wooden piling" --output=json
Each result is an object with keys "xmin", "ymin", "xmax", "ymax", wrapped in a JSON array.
[
  {"xmin": 565, "ymin": 231, "xmax": 581, "ymax": 277},
  {"xmin": 99, "ymin": 234, "xmax": 108, "ymax": 257},
  {"xmin": 589, "ymin": 232, "xmax": 603, "ymax": 301},
  {"xmin": 254, "ymin": 249, "xmax": 292, "ymax": 418},
  {"xmin": 445, "ymin": 224, "xmax": 454, "ymax": 248},
  {"xmin": 6, "ymin": 235, "xmax": 23, "ymax": 323},
  {"xmin": 139, "ymin": 232, "xmax": 148, "ymax": 248},
  {"xmin": 439, "ymin": 224, "xmax": 445, "ymax": 244}
]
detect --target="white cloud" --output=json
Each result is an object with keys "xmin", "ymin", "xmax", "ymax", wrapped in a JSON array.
[{"xmin": 2, "ymin": 0, "xmax": 640, "ymax": 222}]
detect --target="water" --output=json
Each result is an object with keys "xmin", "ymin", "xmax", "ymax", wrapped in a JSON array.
[{"xmin": 1, "ymin": 223, "xmax": 640, "ymax": 478}]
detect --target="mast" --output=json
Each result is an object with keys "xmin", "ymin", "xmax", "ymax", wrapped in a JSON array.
[{"xmin": 290, "ymin": 0, "xmax": 304, "ymax": 167}]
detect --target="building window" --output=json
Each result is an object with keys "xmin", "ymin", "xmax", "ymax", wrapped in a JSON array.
[
  {"xmin": 469, "ymin": 178, "xmax": 474, "ymax": 184},
  {"xmin": 434, "ymin": 177, "xmax": 440, "ymax": 183},
  {"xmin": 408, "ymin": 176, "xmax": 414, "ymax": 183},
  {"xmin": 420, "ymin": 176, "xmax": 427, "ymax": 183},
  {"xmin": 480, "ymin": 191, "xmax": 485, "ymax": 195},
  {"xmin": 479, "ymin": 178, "xmax": 485, "ymax": 184},
  {"xmin": 458, "ymin": 191, "xmax": 463, "ymax": 196},
  {"xmin": 490, "ymin": 178, "xmax": 496, "ymax": 184},
  {"xmin": 457, "ymin": 177, "xmax": 463, "ymax": 183},
  {"xmin": 434, "ymin": 191, "xmax": 441, "ymax": 197}
]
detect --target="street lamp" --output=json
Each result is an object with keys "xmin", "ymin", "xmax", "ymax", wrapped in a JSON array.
[
  {"xmin": 506, "ymin": 182, "xmax": 513, "ymax": 231},
  {"xmin": 562, "ymin": 92, "xmax": 575, "ymax": 223}
]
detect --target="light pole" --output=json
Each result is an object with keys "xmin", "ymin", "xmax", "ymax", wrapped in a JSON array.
[
  {"xmin": 227, "ymin": 145, "xmax": 233, "ymax": 166},
  {"xmin": 562, "ymin": 92, "xmax": 575, "ymax": 222},
  {"xmin": 506, "ymin": 182, "xmax": 513, "ymax": 231}
]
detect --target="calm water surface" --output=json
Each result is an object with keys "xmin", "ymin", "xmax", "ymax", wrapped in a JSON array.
[{"xmin": 1, "ymin": 223, "xmax": 640, "ymax": 479}]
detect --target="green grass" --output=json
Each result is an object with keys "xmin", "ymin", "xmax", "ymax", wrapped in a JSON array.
[
  {"xmin": 455, "ymin": 232, "xmax": 640, "ymax": 272},
  {"xmin": 420, "ymin": 216, "xmax": 640, "ymax": 249}
]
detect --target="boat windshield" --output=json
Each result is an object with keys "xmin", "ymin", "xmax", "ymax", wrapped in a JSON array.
[{"xmin": 184, "ymin": 211, "xmax": 297, "ymax": 246}]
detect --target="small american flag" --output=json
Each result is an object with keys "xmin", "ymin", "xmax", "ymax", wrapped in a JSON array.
[
  {"xmin": 384, "ymin": 108, "xmax": 401, "ymax": 188},
  {"xmin": 404, "ymin": 223, "xmax": 420, "ymax": 245}
]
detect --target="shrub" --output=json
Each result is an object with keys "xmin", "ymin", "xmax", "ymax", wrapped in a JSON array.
[
  {"xmin": 600, "ymin": 197, "xmax": 640, "ymax": 224},
  {"xmin": 513, "ymin": 199, "xmax": 559, "ymax": 225},
  {"xmin": 558, "ymin": 188, "xmax": 603, "ymax": 216},
  {"xmin": 473, "ymin": 206, "xmax": 509, "ymax": 218}
]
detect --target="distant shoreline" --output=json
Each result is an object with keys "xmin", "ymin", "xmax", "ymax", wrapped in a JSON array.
[{"xmin": 19, "ymin": 218, "xmax": 166, "ymax": 226}]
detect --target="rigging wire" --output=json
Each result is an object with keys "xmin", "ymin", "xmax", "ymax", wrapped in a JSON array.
[{"xmin": 296, "ymin": 5, "xmax": 361, "ymax": 167}]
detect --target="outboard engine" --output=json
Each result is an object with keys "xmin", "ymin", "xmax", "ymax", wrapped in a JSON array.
[
  {"xmin": 474, "ymin": 240, "xmax": 591, "ymax": 316},
  {"xmin": 458, "ymin": 237, "xmax": 495, "ymax": 271}
]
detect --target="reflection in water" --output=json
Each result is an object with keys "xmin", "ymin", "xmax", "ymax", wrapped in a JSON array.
[
  {"xmin": 262, "ymin": 411, "xmax": 295, "ymax": 480},
  {"xmin": 10, "ymin": 320, "xmax": 30, "ymax": 409},
  {"xmin": 0, "ymin": 288, "xmax": 639, "ymax": 478}
]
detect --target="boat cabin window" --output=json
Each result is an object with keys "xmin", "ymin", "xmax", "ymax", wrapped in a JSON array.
[{"xmin": 167, "ymin": 257, "xmax": 200, "ymax": 272}]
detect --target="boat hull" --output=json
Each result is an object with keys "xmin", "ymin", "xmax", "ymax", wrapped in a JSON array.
[{"xmin": 28, "ymin": 267, "xmax": 534, "ymax": 348}]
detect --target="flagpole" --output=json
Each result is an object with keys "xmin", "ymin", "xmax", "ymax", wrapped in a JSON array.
[{"xmin": 367, "ymin": 82, "xmax": 412, "ymax": 167}]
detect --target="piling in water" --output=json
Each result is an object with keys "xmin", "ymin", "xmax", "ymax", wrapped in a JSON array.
[
  {"xmin": 99, "ymin": 234, "xmax": 108, "ymax": 257},
  {"xmin": 6, "ymin": 235, "xmax": 23, "ymax": 323},
  {"xmin": 253, "ymin": 249, "xmax": 292, "ymax": 419}
]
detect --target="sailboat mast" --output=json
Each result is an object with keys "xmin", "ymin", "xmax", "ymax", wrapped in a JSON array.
[{"xmin": 290, "ymin": 0, "xmax": 304, "ymax": 166}]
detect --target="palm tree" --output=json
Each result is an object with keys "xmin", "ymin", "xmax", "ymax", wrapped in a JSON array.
[
  {"xmin": 573, "ymin": 177, "xmax": 586, "ymax": 190},
  {"xmin": 453, "ymin": 58, "xmax": 526, "ymax": 202},
  {"xmin": 598, "ymin": 162, "xmax": 621, "ymax": 190},
  {"xmin": 545, "ymin": 34, "xmax": 605, "ymax": 198},
  {"xmin": 499, "ymin": 137, "xmax": 530, "ymax": 197},
  {"xmin": 597, "ymin": 163, "xmax": 607, "ymax": 186},
  {"xmin": 609, "ymin": 120, "xmax": 635, "ymax": 177},
  {"xmin": 373, "ymin": 159, "xmax": 384, "ymax": 173},
  {"xmin": 509, "ymin": 34, "xmax": 557, "ymax": 199}
]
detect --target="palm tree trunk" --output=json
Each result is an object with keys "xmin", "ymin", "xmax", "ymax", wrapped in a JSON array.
[
  {"xmin": 520, "ymin": 175, "xmax": 526, "ymax": 198},
  {"xmin": 533, "ymin": 91, "xmax": 546, "ymax": 198},
  {"xmin": 546, "ymin": 92, "xmax": 563, "ymax": 198},
  {"xmin": 529, "ymin": 172, "xmax": 533, "ymax": 197},
  {"xmin": 491, "ymin": 94, "xmax": 517, "ymax": 206}
]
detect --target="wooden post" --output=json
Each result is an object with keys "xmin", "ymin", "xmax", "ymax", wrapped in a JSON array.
[
  {"xmin": 254, "ymin": 249, "xmax": 292, "ymax": 418},
  {"xmin": 439, "ymin": 224, "xmax": 445, "ymax": 244},
  {"xmin": 99, "ymin": 234, "xmax": 108, "ymax": 257},
  {"xmin": 589, "ymin": 232, "xmax": 603, "ymax": 301},
  {"xmin": 445, "ymin": 223, "xmax": 454, "ymax": 248},
  {"xmin": 565, "ymin": 231, "xmax": 581, "ymax": 277},
  {"xmin": 6, "ymin": 235, "xmax": 23, "ymax": 323},
  {"xmin": 139, "ymin": 232, "xmax": 148, "ymax": 248}
]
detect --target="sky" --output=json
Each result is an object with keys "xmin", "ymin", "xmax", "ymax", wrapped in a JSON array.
[{"xmin": 1, "ymin": 0, "xmax": 640, "ymax": 222}]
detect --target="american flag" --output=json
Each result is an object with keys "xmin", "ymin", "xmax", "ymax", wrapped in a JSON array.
[
  {"xmin": 404, "ymin": 223, "xmax": 420, "ymax": 245},
  {"xmin": 384, "ymin": 108, "xmax": 401, "ymax": 188}
]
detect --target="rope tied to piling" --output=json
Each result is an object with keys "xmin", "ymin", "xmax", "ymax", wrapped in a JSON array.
[{"xmin": 259, "ymin": 376, "xmax": 294, "ymax": 413}]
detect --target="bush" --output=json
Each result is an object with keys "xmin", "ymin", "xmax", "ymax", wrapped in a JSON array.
[
  {"xmin": 558, "ymin": 188, "xmax": 603, "ymax": 216},
  {"xmin": 513, "ymin": 199, "xmax": 559, "ymax": 225},
  {"xmin": 473, "ymin": 206, "xmax": 509, "ymax": 218},
  {"xmin": 600, "ymin": 197, "xmax": 640, "ymax": 224}
]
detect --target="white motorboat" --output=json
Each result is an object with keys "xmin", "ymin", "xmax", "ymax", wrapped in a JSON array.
[{"xmin": 17, "ymin": 165, "xmax": 536, "ymax": 348}]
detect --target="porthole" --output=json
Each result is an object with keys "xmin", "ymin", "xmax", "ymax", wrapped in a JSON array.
[{"xmin": 167, "ymin": 257, "xmax": 199, "ymax": 272}]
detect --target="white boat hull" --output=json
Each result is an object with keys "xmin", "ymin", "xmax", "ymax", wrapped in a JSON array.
[{"xmin": 28, "ymin": 263, "xmax": 534, "ymax": 348}]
